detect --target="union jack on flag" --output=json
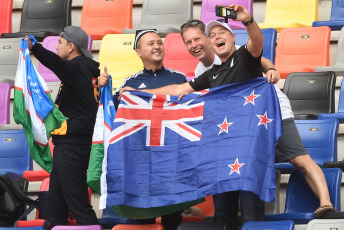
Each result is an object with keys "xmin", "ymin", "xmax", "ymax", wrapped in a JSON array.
[
  {"xmin": 110, "ymin": 92, "xmax": 208, "ymax": 147},
  {"xmin": 100, "ymin": 78, "xmax": 283, "ymax": 209}
]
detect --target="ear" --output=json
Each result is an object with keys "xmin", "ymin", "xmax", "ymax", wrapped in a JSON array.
[
  {"xmin": 135, "ymin": 49, "xmax": 141, "ymax": 58},
  {"xmin": 68, "ymin": 43, "xmax": 74, "ymax": 53}
]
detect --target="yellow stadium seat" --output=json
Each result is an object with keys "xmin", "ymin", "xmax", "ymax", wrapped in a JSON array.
[
  {"xmin": 99, "ymin": 34, "xmax": 143, "ymax": 93},
  {"xmin": 258, "ymin": 0, "xmax": 318, "ymax": 33}
]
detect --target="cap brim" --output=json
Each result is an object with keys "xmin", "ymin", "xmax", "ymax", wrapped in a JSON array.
[
  {"xmin": 80, "ymin": 47, "xmax": 93, "ymax": 58},
  {"xmin": 205, "ymin": 20, "xmax": 233, "ymax": 37}
]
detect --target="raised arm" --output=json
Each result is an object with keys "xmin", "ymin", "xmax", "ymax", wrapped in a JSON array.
[
  {"xmin": 120, "ymin": 82, "xmax": 195, "ymax": 100},
  {"xmin": 231, "ymin": 4, "xmax": 263, "ymax": 58}
]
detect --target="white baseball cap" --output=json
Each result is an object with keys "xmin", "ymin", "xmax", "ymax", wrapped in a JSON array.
[{"xmin": 205, "ymin": 20, "xmax": 233, "ymax": 37}]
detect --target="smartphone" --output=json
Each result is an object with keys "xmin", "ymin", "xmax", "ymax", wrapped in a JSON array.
[{"xmin": 215, "ymin": 5, "xmax": 237, "ymax": 19}]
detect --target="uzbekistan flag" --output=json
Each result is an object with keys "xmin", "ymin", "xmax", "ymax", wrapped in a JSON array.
[
  {"xmin": 100, "ymin": 77, "xmax": 283, "ymax": 210},
  {"xmin": 13, "ymin": 36, "xmax": 66, "ymax": 173}
]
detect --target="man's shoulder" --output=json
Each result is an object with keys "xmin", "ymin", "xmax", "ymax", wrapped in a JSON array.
[{"xmin": 117, "ymin": 70, "xmax": 145, "ymax": 91}]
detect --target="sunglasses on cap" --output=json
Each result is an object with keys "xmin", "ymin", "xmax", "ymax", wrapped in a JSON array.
[{"xmin": 180, "ymin": 19, "xmax": 204, "ymax": 30}]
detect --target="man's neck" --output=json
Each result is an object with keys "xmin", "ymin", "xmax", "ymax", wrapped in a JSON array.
[
  {"xmin": 144, "ymin": 62, "xmax": 163, "ymax": 73},
  {"xmin": 201, "ymin": 53, "xmax": 215, "ymax": 67}
]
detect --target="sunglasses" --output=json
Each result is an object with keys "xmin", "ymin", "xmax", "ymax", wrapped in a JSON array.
[{"xmin": 180, "ymin": 19, "xmax": 203, "ymax": 30}]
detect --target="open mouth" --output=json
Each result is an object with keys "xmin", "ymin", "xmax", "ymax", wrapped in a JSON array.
[
  {"xmin": 216, "ymin": 41, "xmax": 225, "ymax": 47},
  {"xmin": 193, "ymin": 48, "xmax": 202, "ymax": 54}
]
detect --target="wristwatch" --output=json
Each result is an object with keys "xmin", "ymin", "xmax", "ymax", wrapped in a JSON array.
[{"xmin": 243, "ymin": 15, "xmax": 254, "ymax": 26}]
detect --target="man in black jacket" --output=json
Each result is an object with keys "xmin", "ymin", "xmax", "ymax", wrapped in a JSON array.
[{"xmin": 25, "ymin": 26, "xmax": 100, "ymax": 229}]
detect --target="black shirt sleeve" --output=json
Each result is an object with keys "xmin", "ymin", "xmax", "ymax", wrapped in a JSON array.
[
  {"xmin": 188, "ymin": 69, "xmax": 211, "ymax": 91},
  {"xmin": 31, "ymin": 43, "xmax": 79, "ymax": 86}
]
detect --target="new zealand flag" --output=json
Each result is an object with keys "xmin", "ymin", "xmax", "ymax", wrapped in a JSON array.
[{"xmin": 100, "ymin": 77, "xmax": 283, "ymax": 209}]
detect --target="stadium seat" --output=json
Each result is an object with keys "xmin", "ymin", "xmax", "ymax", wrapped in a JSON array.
[
  {"xmin": 283, "ymin": 72, "xmax": 336, "ymax": 119},
  {"xmin": 0, "ymin": 83, "xmax": 11, "ymax": 125},
  {"xmin": 112, "ymin": 224, "xmax": 163, "ymax": 230},
  {"xmin": 38, "ymin": 35, "xmax": 93, "ymax": 82},
  {"xmin": 315, "ymin": 27, "xmax": 344, "ymax": 76},
  {"xmin": 0, "ymin": 227, "xmax": 45, "ymax": 230},
  {"xmin": 52, "ymin": 225, "xmax": 103, "ymax": 230},
  {"xmin": 258, "ymin": 0, "xmax": 318, "ymax": 32},
  {"xmin": 163, "ymin": 33, "xmax": 199, "ymax": 77},
  {"xmin": 275, "ymin": 119, "xmax": 338, "ymax": 173},
  {"xmin": 306, "ymin": 219, "xmax": 344, "ymax": 230},
  {"xmin": 241, "ymin": 220, "xmax": 295, "ymax": 230},
  {"xmin": 81, "ymin": 0, "xmax": 133, "ymax": 40},
  {"xmin": 0, "ymin": 129, "xmax": 32, "ymax": 177},
  {"xmin": 180, "ymin": 196, "xmax": 214, "ymax": 222},
  {"xmin": 98, "ymin": 207, "xmax": 136, "ymax": 229},
  {"xmin": 265, "ymin": 168, "xmax": 342, "ymax": 224},
  {"xmin": 98, "ymin": 34, "xmax": 143, "ymax": 93},
  {"xmin": 318, "ymin": 76, "xmax": 344, "ymax": 123},
  {"xmin": 200, "ymin": 0, "xmax": 253, "ymax": 30},
  {"xmin": 177, "ymin": 222, "xmax": 228, "ymax": 230},
  {"xmin": 1, "ymin": 0, "xmax": 72, "ymax": 42},
  {"xmin": 312, "ymin": 0, "xmax": 344, "ymax": 31},
  {"xmin": 0, "ymin": 0, "xmax": 13, "ymax": 36},
  {"xmin": 123, "ymin": 0, "xmax": 193, "ymax": 37},
  {"xmin": 233, "ymin": 28, "xmax": 277, "ymax": 63},
  {"xmin": 275, "ymin": 27, "xmax": 331, "ymax": 79},
  {"xmin": 0, "ymin": 38, "xmax": 21, "ymax": 87},
  {"xmin": 23, "ymin": 138, "xmax": 54, "ymax": 182},
  {"xmin": 17, "ymin": 178, "xmax": 93, "ymax": 227}
]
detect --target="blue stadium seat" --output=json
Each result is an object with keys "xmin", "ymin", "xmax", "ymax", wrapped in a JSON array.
[
  {"xmin": 318, "ymin": 76, "xmax": 344, "ymax": 123},
  {"xmin": 265, "ymin": 168, "xmax": 342, "ymax": 224},
  {"xmin": 0, "ymin": 129, "xmax": 32, "ymax": 177},
  {"xmin": 242, "ymin": 220, "xmax": 295, "ymax": 230},
  {"xmin": 275, "ymin": 119, "xmax": 338, "ymax": 173},
  {"xmin": 312, "ymin": 0, "xmax": 344, "ymax": 31},
  {"xmin": 98, "ymin": 206, "xmax": 136, "ymax": 229},
  {"xmin": 233, "ymin": 28, "xmax": 277, "ymax": 63}
]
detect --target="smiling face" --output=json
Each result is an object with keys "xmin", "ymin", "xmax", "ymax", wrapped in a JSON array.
[
  {"xmin": 209, "ymin": 25, "xmax": 236, "ymax": 62},
  {"xmin": 182, "ymin": 27, "xmax": 212, "ymax": 63},
  {"xmin": 135, "ymin": 32, "xmax": 164, "ymax": 66}
]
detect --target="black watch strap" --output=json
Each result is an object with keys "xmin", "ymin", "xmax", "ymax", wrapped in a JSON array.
[{"xmin": 243, "ymin": 15, "xmax": 254, "ymax": 26}]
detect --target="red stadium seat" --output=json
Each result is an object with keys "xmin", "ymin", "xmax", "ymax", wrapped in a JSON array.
[
  {"xmin": 0, "ymin": 0, "xmax": 13, "ymax": 36},
  {"xmin": 163, "ymin": 33, "xmax": 199, "ymax": 77},
  {"xmin": 81, "ymin": 0, "xmax": 133, "ymax": 40},
  {"xmin": 112, "ymin": 224, "xmax": 163, "ymax": 230}
]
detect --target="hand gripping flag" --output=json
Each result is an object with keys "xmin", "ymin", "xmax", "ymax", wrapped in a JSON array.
[
  {"xmin": 88, "ymin": 76, "xmax": 204, "ymax": 219},
  {"xmin": 13, "ymin": 36, "xmax": 66, "ymax": 173},
  {"xmin": 100, "ymin": 77, "xmax": 283, "ymax": 210}
]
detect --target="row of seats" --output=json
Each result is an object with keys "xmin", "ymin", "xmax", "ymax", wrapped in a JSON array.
[
  {"xmin": 2, "ymin": 0, "xmax": 344, "ymax": 44},
  {"xmin": 8, "ymin": 167, "xmax": 343, "ymax": 229},
  {"xmin": 1, "ymin": 25, "xmax": 343, "ymax": 94}
]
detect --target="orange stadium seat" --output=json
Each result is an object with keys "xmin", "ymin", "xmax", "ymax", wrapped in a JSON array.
[
  {"xmin": 163, "ymin": 33, "xmax": 199, "ymax": 77},
  {"xmin": 112, "ymin": 224, "xmax": 163, "ymax": 230},
  {"xmin": 275, "ymin": 27, "xmax": 331, "ymax": 79},
  {"xmin": 81, "ymin": 0, "xmax": 133, "ymax": 40},
  {"xmin": 0, "ymin": 0, "xmax": 13, "ymax": 36}
]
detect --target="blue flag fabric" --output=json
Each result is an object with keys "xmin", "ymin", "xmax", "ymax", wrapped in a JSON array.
[
  {"xmin": 25, "ymin": 36, "xmax": 54, "ymax": 121},
  {"xmin": 100, "ymin": 77, "xmax": 283, "ymax": 209}
]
